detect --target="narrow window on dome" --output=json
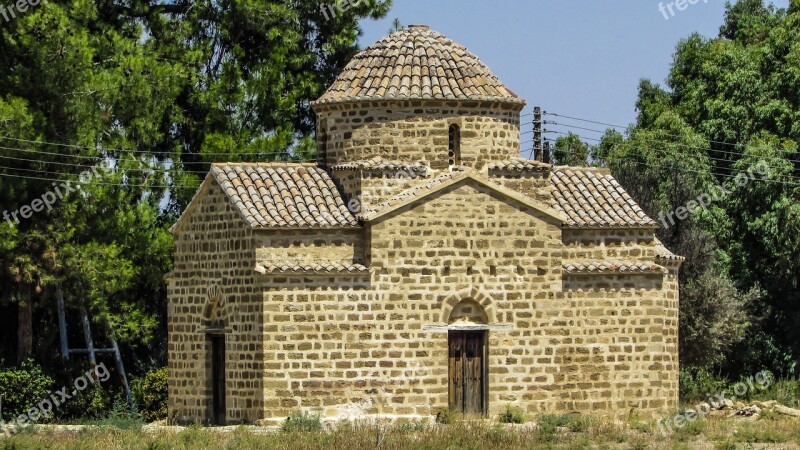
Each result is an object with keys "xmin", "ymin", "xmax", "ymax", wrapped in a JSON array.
[
  {"xmin": 318, "ymin": 119, "xmax": 328, "ymax": 168},
  {"xmin": 448, "ymin": 124, "xmax": 461, "ymax": 168}
]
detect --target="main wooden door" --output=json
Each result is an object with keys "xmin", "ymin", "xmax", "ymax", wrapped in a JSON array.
[
  {"xmin": 448, "ymin": 330, "xmax": 487, "ymax": 414},
  {"xmin": 211, "ymin": 335, "xmax": 226, "ymax": 425}
]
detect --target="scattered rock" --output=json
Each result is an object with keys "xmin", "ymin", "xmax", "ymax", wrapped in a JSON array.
[
  {"xmin": 734, "ymin": 406, "xmax": 760, "ymax": 417},
  {"xmin": 694, "ymin": 402, "xmax": 712, "ymax": 413},
  {"xmin": 722, "ymin": 399, "xmax": 735, "ymax": 410},
  {"xmin": 754, "ymin": 400, "xmax": 777, "ymax": 410},
  {"xmin": 775, "ymin": 405, "xmax": 800, "ymax": 417},
  {"xmin": 734, "ymin": 401, "xmax": 745, "ymax": 410}
]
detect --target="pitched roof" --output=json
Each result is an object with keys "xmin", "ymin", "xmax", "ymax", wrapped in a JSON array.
[
  {"xmin": 210, "ymin": 163, "xmax": 359, "ymax": 229},
  {"xmin": 563, "ymin": 261, "xmax": 667, "ymax": 275},
  {"xmin": 313, "ymin": 25, "xmax": 524, "ymax": 106},
  {"xmin": 551, "ymin": 167, "xmax": 657, "ymax": 228}
]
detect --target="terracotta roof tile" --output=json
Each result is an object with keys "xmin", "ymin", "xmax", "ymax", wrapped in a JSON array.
[
  {"xmin": 254, "ymin": 263, "xmax": 369, "ymax": 275},
  {"xmin": 488, "ymin": 157, "xmax": 552, "ymax": 172},
  {"xmin": 551, "ymin": 167, "xmax": 657, "ymax": 228},
  {"xmin": 655, "ymin": 238, "xmax": 685, "ymax": 262},
  {"xmin": 330, "ymin": 156, "xmax": 430, "ymax": 175},
  {"xmin": 211, "ymin": 163, "xmax": 359, "ymax": 229},
  {"xmin": 563, "ymin": 261, "xmax": 667, "ymax": 275},
  {"xmin": 314, "ymin": 26, "xmax": 523, "ymax": 106}
]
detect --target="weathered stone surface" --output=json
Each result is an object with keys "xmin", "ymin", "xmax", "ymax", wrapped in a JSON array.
[
  {"xmin": 167, "ymin": 25, "xmax": 681, "ymax": 427},
  {"xmin": 775, "ymin": 405, "xmax": 800, "ymax": 417}
]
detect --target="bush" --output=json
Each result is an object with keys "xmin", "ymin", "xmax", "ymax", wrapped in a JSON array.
[
  {"xmin": 396, "ymin": 420, "xmax": 427, "ymax": 432},
  {"xmin": 498, "ymin": 404, "xmax": 526, "ymax": 424},
  {"xmin": 282, "ymin": 411, "xmax": 322, "ymax": 432},
  {"xmin": 56, "ymin": 384, "xmax": 112, "ymax": 421},
  {"xmin": 535, "ymin": 414, "xmax": 563, "ymax": 443},
  {"xmin": 679, "ymin": 369, "xmax": 730, "ymax": 403},
  {"xmin": 0, "ymin": 360, "xmax": 55, "ymax": 422},
  {"xmin": 131, "ymin": 367, "xmax": 168, "ymax": 422}
]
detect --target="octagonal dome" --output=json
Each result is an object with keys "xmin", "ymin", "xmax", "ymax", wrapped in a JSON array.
[{"xmin": 313, "ymin": 25, "xmax": 525, "ymax": 107}]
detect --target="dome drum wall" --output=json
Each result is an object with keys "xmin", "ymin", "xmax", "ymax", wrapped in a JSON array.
[{"xmin": 314, "ymin": 100, "xmax": 521, "ymax": 172}]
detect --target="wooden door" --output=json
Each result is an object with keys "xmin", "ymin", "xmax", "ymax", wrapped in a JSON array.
[
  {"xmin": 211, "ymin": 335, "xmax": 226, "ymax": 425},
  {"xmin": 448, "ymin": 330, "xmax": 487, "ymax": 414}
]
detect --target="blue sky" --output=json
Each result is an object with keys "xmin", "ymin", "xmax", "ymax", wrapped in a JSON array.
[{"xmin": 358, "ymin": 0, "xmax": 790, "ymax": 146}]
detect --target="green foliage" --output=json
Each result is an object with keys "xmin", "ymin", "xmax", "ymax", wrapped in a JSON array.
[
  {"xmin": 131, "ymin": 367, "xmax": 168, "ymax": 423},
  {"xmin": 679, "ymin": 369, "xmax": 730, "ymax": 403},
  {"xmin": 535, "ymin": 413, "xmax": 566, "ymax": 443},
  {"xmin": 497, "ymin": 403, "xmax": 526, "ymax": 424},
  {"xmin": 0, "ymin": 0, "xmax": 390, "ymax": 374},
  {"xmin": 56, "ymin": 386, "xmax": 111, "ymax": 422},
  {"xmin": 552, "ymin": 132, "xmax": 590, "ymax": 166},
  {"xmin": 282, "ymin": 411, "xmax": 323, "ymax": 432},
  {"xmin": 0, "ymin": 360, "xmax": 54, "ymax": 422},
  {"xmin": 395, "ymin": 420, "xmax": 427, "ymax": 432},
  {"xmin": 607, "ymin": 0, "xmax": 800, "ymax": 374}
]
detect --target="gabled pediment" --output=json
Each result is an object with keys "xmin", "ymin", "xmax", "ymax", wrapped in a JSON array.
[{"xmin": 361, "ymin": 171, "xmax": 568, "ymax": 225}]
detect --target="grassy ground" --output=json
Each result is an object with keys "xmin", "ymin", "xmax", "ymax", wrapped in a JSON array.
[{"xmin": 2, "ymin": 413, "xmax": 799, "ymax": 450}]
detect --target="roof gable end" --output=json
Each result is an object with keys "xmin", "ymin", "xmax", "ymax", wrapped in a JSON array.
[{"xmin": 363, "ymin": 171, "xmax": 568, "ymax": 225}]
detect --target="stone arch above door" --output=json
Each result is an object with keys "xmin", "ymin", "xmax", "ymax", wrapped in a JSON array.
[
  {"xmin": 203, "ymin": 283, "xmax": 227, "ymax": 329},
  {"xmin": 448, "ymin": 298, "xmax": 489, "ymax": 326},
  {"xmin": 440, "ymin": 287, "xmax": 497, "ymax": 325}
]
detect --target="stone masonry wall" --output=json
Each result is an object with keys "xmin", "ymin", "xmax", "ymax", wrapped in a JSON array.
[
  {"xmin": 489, "ymin": 170, "xmax": 554, "ymax": 207},
  {"xmin": 562, "ymin": 229, "xmax": 658, "ymax": 262},
  {"xmin": 254, "ymin": 229, "xmax": 364, "ymax": 266},
  {"xmin": 168, "ymin": 182, "xmax": 264, "ymax": 425},
  {"xmin": 329, "ymin": 168, "xmax": 434, "ymax": 218},
  {"xmin": 251, "ymin": 180, "xmax": 678, "ymax": 424},
  {"xmin": 316, "ymin": 100, "xmax": 521, "ymax": 172}
]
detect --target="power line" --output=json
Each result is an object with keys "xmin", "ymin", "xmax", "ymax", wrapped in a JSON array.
[
  {"xmin": 0, "ymin": 135, "xmax": 312, "ymax": 159},
  {"xmin": 545, "ymin": 121, "xmax": 800, "ymax": 166},
  {"xmin": 543, "ymin": 111, "xmax": 750, "ymax": 150},
  {"xmin": 546, "ymin": 130, "xmax": 800, "ymax": 188},
  {"xmin": 0, "ymin": 170, "xmax": 196, "ymax": 189}
]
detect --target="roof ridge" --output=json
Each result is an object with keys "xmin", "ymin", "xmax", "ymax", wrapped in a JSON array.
[
  {"xmin": 552, "ymin": 165, "xmax": 612, "ymax": 174},
  {"xmin": 212, "ymin": 162, "xmax": 317, "ymax": 167}
]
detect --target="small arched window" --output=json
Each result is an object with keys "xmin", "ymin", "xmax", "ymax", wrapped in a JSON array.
[{"xmin": 448, "ymin": 124, "xmax": 461, "ymax": 167}]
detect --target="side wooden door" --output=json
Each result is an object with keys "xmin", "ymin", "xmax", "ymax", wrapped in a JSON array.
[
  {"xmin": 211, "ymin": 335, "xmax": 226, "ymax": 425},
  {"xmin": 448, "ymin": 330, "xmax": 487, "ymax": 414}
]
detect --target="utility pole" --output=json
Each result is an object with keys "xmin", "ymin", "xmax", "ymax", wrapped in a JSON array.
[{"xmin": 533, "ymin": 106, "xmax": 543, "ymax": 161}]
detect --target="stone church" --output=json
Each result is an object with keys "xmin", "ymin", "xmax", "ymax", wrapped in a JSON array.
[{"xmin": 166, "ymin": 25, "xmax": 682, "ymax": 426}]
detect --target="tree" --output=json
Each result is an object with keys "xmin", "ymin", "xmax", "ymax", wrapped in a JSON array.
[
  {"xmin": 0, "ymin": 0, "xmax": 391, "ymax": 372},
  {"xmin": 552, "ymin": 132, "xmax": 590, "ymax": 166},
  {"xmin": 608, "ymin": 0, "xmax": 800, "ymax": 373},
  {"xmin": 604, "ymin": 109, "xmax": 758, "ymax": 368}
]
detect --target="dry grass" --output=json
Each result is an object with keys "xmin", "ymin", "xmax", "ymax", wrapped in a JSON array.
[{"xmin": 1, "ymin": 414, "xmax": 798, "ymax": 449}]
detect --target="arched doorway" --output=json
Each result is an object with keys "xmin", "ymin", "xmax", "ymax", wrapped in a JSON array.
[
  {"xmin": 203, "ymin": 284, "xmax": 227, "ymax": 425},
  {"xmin": 447, "ymin": 299, "xmax": 489, "ymax": 415}
]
